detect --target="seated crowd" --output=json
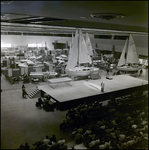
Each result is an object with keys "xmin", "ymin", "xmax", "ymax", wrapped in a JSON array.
[
  {"xmin": 17, "ymin": 90, "xmax": 148, "ymax": 149},
  {"xmin": 18, "ymin": 135, "xmax": 68, "ymax": 150},
  {"xmin": 59, "ymin": 90, "xmax": 148, "ymax": 149}
]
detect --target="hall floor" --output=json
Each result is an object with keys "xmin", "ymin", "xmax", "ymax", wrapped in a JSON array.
[{"xmin": 1, "ymin": 69, "xmax": 148, "ymax": 149}]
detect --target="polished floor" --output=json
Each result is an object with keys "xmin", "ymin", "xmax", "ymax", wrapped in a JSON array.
[{"xmin": 1, "ymin": 69, "xmax": 148, "ymax": 149}]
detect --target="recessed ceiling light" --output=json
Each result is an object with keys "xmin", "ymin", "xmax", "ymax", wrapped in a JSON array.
[{"xmin": 90, "ymin": 13, "xmax": 125, "ymax": 20}]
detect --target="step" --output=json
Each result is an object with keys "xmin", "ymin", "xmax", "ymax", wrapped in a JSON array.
[{"xmin": 28, "ymin": 88, "xmax": 40, "ymax": 98}]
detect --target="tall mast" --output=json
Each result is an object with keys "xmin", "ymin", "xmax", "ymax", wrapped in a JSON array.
[{"xmin": 78, "ymin": 28, "xmax": 80, "ymax": 67}]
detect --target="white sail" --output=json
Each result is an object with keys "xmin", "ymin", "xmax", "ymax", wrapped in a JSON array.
[
  {"xmin": 70, "ymin": 33, "xmax": 74, "ymax": 49},
  {"xmin": 66, "ymin": 29, "xmax": 78, "ymax": 69},
  {"xmin": 86, "ymin": 33, "xmax": 93, "ymax": 56},
  {"xmin": 78, "ymin": 29, "xmax": 92, "ymax": 64},
  {"xmin": 117, "ymin": 38, "xmax": 128, "ymax": 66},
  {"xmin": 126, "ymin": 34, "xmax": 139, "ymax": 64},
  {"xmin": 65, "ymin": 29, "xmax": 94, "ymax": 77}
]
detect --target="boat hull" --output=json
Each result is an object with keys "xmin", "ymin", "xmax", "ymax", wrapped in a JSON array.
[
  {"xmin": 65, "ymin": 69, "xmax": 90, "ymax": 77},
  {"xmin": 65, "ymin": 67, "xmax": 99, "ymax": 77},
  {"xmin": 117, "ymin": 66, "xmax": 140, "ymax": 72}
]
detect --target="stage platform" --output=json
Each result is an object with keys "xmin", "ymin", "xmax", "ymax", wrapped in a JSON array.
[{"xmin": 38, "ymin": 75, "xmax": 148, "ymax": 110}]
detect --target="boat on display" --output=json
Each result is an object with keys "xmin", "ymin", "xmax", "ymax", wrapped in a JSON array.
[
  {"xmin": 117, "ymin": 34, "xmax": 142, "ymax": 72},
  {"xmin": 85, "ymin": 32, "xmax": 99, "ymax": 72},
  {"xmin": 65, "ymin": 29, "xmax": 98, "ymax": 77}
]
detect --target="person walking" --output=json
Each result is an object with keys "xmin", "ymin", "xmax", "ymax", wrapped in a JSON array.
[
  {"xmin": 22, "ymin": 84, "xmax": 28, "ymax": 98},
  {"xmin": 22, "ymin": 84, "xmax": 25, "ymax": 98}
]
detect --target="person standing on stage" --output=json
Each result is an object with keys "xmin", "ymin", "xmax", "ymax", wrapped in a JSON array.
[
  {"xmin": 101, "ymin": 81, "xmax": 105, "ymax": 92},
  {"xmin": 139, "ymin": 69, "xmax": 143, "ymax": 76}
]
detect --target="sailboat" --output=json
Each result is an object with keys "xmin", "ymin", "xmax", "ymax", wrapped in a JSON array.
[
  {"xmin": 117, "ymin": 34, "xmax": 141, "ymax": 72},
  {"xmin": 65, "ymin": 29, "xmax": 92, "ymax": 77},
  {"xmin": 85, "ymin": 33, "xmax": 93, "ymax": 56},
  {"xmin": 85, "ymin": 32, "xmax": 99, "ymax": 72}
]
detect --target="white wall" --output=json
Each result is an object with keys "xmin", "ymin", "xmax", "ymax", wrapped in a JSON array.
[
  {"xmin": 1, "ymin": 35, "xmax": 72, "ymax": 49},
  {"xmin": 90, "ymin": 34, "xmax": 148, "ymax": 56},
  {"xmin": 1, "ymin": 34, "xmax": 148, "ymax": 56}
]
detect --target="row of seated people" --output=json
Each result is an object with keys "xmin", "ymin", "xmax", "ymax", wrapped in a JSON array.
[
  {"xmin": 35, "ymin": 96, "xmax": 58, "ymax": 112},
  {"xmin": 17, "ymin": 135, "xmax": 70, "ymax": 150},
  {"xmin": 59, "ymin": 90, "xmax": 148, "ymax": 149}
]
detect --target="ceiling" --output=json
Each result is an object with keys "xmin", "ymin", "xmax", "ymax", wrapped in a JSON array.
[{"xmin": 1, "ymin": 1, "xmax": 148, "ymax": 35}]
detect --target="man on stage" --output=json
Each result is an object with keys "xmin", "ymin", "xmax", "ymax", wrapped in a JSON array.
[{"xmin": 101, "ymin": 81, "xmax": 105, "ymax": 92}]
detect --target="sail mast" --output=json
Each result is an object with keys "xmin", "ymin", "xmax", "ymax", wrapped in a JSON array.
[
  {"xmin": 117, "ymin": 38, "xmax": 128, "ymax": 66},
  {"xmin": 65, "ymin": 29, "xmax": 78, "ymax": 70},
  {"xmin": 79, "ymin": 29, "xmax": 92, "ymax": 64},
  {"xmin": 78, "ymin": 28, "xmax": 80, "ymax": 67},
  {"xmin": 126, "ymin": 34, "xmax": 139, "ymax": 64}
]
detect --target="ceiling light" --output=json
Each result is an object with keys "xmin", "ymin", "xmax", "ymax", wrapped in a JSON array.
[{"xmin": 90, "ymin": 13, "xmax": 125, "ymax": 20}]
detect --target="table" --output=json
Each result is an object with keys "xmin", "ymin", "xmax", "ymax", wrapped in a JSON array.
[{"xmin": 47, "ymin": 77, "xmax": 73, "ymax": 89}]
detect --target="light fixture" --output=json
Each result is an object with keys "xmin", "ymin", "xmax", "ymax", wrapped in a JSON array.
[{"xmin": 90, "ymin": 13, "xmax": 125, "ymax": 20}]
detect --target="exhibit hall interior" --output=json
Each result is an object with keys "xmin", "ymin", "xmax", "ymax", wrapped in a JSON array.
[{"xmin": 1, "ymin": 1, "xmax": 148, "ymax": 149}]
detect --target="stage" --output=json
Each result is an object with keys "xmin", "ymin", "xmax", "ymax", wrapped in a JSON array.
[{"xmin": 38, "ymin": 75, "xmax": 148, "ymax": 110}]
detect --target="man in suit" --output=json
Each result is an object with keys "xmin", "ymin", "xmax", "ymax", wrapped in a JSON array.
[{"xmin": 101, "ymin": 81, "xmax": 105, "ymax": 92}]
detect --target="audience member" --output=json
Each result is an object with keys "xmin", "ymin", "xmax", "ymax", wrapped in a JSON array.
[
  {"xmin": 60, "ymin": 120, "xmax": 67, "ymax": 132},
  {"xmin": 43, "ymin": 135, "xmax": 50, "ymax": 145},
  {"xmin": 24, "ymin": 142, "xmax": 30, "ymax": 149},
  {"xmin": 37, "ymin": 97, "xmax": 43, "ymax": 108},
  {"xmin": 50, "ymin": 134, "xmax": 57, "ymax": 143},
  {"xmin": 32, "ymin": 140, "xmax": 43, "ymax": 149}
]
